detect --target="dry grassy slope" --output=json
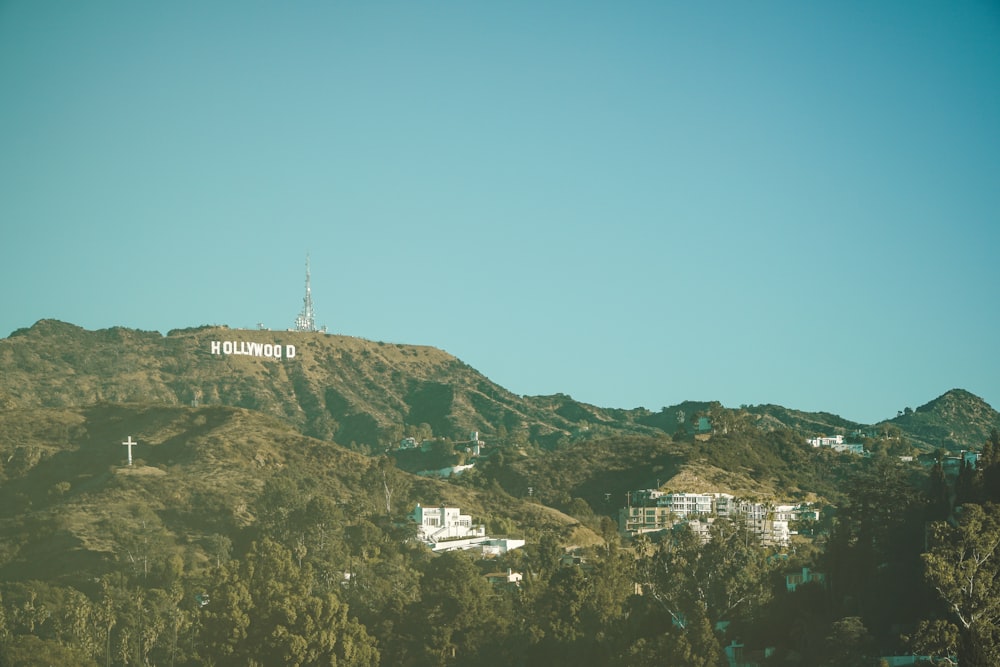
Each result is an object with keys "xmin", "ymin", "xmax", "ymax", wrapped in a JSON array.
[
  {"xmin": 2, "ymin": 321, "xmax": 992, "ymax": 453},
  {"xmin": 0, "ymin": 321, "xmax": 609, "ymax": 447},
  {"xmin": 664, "ymin": 463, "xmax": 773, "ymax": 498},
  {"xmin": 0, "ymin": 404, "xmax": 597, "ymax": 584},
  {"xmin": 744, "ymin": 404, "xmax": 862, "ymax": 437}
]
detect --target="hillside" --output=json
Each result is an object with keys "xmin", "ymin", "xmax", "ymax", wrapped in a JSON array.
[
  {"xmin": 486, "ymin": 429, "xmax": 860, "ymax": 518},
  {"xmin": 1, "ymin": 321, "xmax": 994, "ymax": 456},
  {"xmin": 0, "ymin": 403, "xmax": 592, "ymax": 588},
  {"xmin": 1, "ymin": 320, "xmax": 997, "ymax": 665},
  {"xmin": 744, "ymin": 404, "xmax": 863, "ymax": 438},
  {"xmin": 886, "ymin": 388, "xmax": 1000, "ymax": 451},
  {"xmin": 0, "ymin": 320, "xmax": 660, "ymax": 450}
]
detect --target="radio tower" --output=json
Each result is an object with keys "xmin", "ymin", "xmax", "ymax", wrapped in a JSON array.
[{"xmin": 294, "ymin": 254, "xmax": 318, "ymax": 332}]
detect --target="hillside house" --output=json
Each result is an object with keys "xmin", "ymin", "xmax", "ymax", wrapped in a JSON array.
[
  {"xmin": 808, "ymin": 435, "xmax": 844, "ymax": 447},
  {"xmin": 408, "ymin": 504, "xmax": 524, "ymax": 555},
  {"xmin": 963, "ymin": 449, "xmax": 981, "ymax": 468},
  {"xmin": 772, "ymin": 504, "xmax": 820, "ymax": 523},
  {"xmin": 410, "ymin": 504, "xmax": 485, "ymax": 546},
  {"xmin": 485, "ymin": 569, "xmax": 523, "ymax": 588},
  {"xmin": 808, "ymin": 434, "xmax": 865, "ymax": 455},
  {"xmin": 785, "ymin": 567, "xmax": 826, "ymax": 592},
  {"xmin": 462, "ymin": 430, "xmax": 485, "ymax": 457}
]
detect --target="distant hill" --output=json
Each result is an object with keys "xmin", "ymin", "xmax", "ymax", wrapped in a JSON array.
[
  {"xmin": 0, "ymin": 320, "xmax": 994, "ymax": 453},
  {"xmin": 743, "ymin": 404, "xmax": 862, "ymax": 437},
  {"xmin": 888, "ymin": 388, "xmax": 1000, "ymax": 451}
]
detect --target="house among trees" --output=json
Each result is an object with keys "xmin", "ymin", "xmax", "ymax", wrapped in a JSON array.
[
  {"xmin": 808, "ymin": 434, "xmax": 866, "ymax": 455},
  {"xmin": 808, "ymin": 434, "xmax": 844, "ymax": 447},
  {"xmin": 785, "ymin": 566, "xmax": 826, "ymax": 592},
  {"xmin": 408, "ymin": 504, "xmax": 525, "ymax": 555},
  {"xmin": 484, "ymin": 568, "xmax": 523, "ymax": 588}
]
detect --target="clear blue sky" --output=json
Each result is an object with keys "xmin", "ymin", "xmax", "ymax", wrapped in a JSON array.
[{"xmin": 2, "ymin": 2, "xmax": 998, "ymax": 425}]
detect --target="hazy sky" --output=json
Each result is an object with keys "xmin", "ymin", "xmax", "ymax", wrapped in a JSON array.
[{"xmin": 2, "ymin": 2, "xmax": 998, "ymax": 424}]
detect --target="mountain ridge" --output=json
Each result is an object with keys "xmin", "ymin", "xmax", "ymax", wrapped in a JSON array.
[{"xmin": 1, "ymin": 319, "xmax": 996, "ymax": 452}]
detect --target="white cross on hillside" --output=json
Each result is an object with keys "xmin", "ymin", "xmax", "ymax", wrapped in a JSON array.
[{"xmin": 122, "ymin": 436, "xmax": 137, "ymax": 466}]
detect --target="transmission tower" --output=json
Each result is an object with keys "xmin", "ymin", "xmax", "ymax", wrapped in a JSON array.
[{"xmin": 294, "ymin": 254, "xmax": 318, "ymax": 332}]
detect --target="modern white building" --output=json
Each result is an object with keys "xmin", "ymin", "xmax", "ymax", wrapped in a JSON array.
[
  {"xmin": 773, "ymin": 503, "xmax": 820, "ymax": 523},
  {"xmin": 410, "ymin": 504, "xmax": 485, "ymax": 544},
  {"xmin": 620, "ymin": 490, "xmax": 716, "ymax": 536},
  {"xmin": 408, "ymin": 504, "xmax": 523, "ymax": 555},
  {"xmin": 808, "ymin": 434, "xmax": 866, "ymax": 455},
  {"xmin": 808, "ymin": 435, "xmax": 844, "ymax": 447}
]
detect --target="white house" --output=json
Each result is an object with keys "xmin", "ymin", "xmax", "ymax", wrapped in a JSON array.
[
  {"xmin": 408, "ymin": 504, "xmax": 523, "ymax": 555},
  {"xmin": 485, "ymin": 569, "xmax": 523, "ymax": 587},
  {"xmin": 773, "ymin": 504, "xmax": 820, "ymax": 523},
  {"xmin": 808, "ymin": 434, "xmax": 844, "ymax": 447},
  {"xmin": 410, "ymin": 504, "xmax": 485, "ymax": 544}
]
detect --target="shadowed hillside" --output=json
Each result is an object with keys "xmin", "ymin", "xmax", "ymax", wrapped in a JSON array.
[{"xmin": 0, "ymin": 404, "xmax": 592, "ymax": 587}]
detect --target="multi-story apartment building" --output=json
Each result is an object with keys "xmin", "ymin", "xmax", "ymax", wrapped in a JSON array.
[
  {"xmin": 620, "ymin": 490, "xmax": 717, "ymax": 536},
  {"xmin": 619, "ymin": 490, "xmax": 810, "ymax": 547}
]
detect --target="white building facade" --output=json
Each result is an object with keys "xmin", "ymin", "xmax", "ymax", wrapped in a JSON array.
[
  {"xmin": 410, "ymin": 504, "xmax": 485, "ymax": 545},
  {"xmin": 619, "ymin": 490, "xmax": 809, "ymax": 547},
  {"xmin": 408, "ymin": 504, "xmax": 523, "ymax": 555}
]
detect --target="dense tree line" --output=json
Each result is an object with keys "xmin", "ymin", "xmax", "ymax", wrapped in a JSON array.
[{"xmin": 3, "ymin": 432, "xmax": 1000, "ymax": 665}]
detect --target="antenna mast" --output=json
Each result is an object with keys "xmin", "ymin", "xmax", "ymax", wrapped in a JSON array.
[{"xmin": 294, "ymin": 254, "xmax": 318, "ymax": 332}]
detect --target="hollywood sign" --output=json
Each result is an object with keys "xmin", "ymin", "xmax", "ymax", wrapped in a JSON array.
[{"xmin": 210, "ymin": 341, "xmax": 296, "ymax": 359}]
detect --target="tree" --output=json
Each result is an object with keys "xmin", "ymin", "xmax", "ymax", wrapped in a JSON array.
[
  {"xmin": 201, "ymin": 538, "xmax": 379, "ymax": 666},
  {"xmin": 517, "ymin": 548, "xmax": 635, "ymax": 667},
  {"xmin": 365, "ymin": 455, "xmax": 410, "ymax": 517},
  {"xmin": 824, "ymin": 453, "xmax": 924, "ymax": 637},
  {"xmin": 254, "ymin": 475, "xmax": 306, "ymax": 541},
  {"xmin": 635, "ymin": 520, "xmax": 775, "ymax": 666},
  {"xmin": 927, "ymin": 461, "xmax": 952, "ymax": 522},
  {"xmin": 0, "ymin": 590, "xmax": 7, "ymax": 646},
  {"xmin": 955, "ymin": 460, "xmax": 980, "ymax": 506},
  {"xmin": 822, "ymin": 616, "xmax": 874, "ymax": 667},
  {"xmin": 0, "ymin": 634, "xmax": 98, "ymax": 667},
  {"xmin": 981, "ymin": 430, "xmax": 1000, "ymax": 503},
  {"xmin": 398, "ymin": 550, "xmax": 508, "ymax": 667},
  {"xmin": 922, "ymin": 503, "xmax": 1000, "ymax": 667},
  {"xmin": 906, "ymin": 619, "xmax": 960, "ymax": 666}
]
